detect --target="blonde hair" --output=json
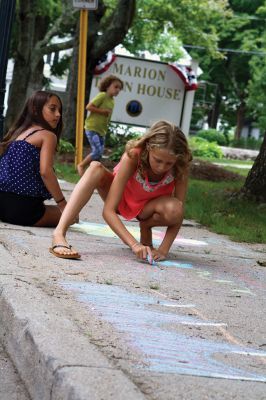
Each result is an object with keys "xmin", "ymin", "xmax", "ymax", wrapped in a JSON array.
[
  {"xmin": 98, "ymin": 74, "xmax": 124, "ymax": 92},
  {"xmin": 126, "ymin": 120, "xmax": 192, "ymax": 178}
]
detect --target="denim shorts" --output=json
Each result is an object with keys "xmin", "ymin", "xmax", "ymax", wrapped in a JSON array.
[{"xmin": 85, "ymin": 130, "xmax": 105, "ymax": 160}]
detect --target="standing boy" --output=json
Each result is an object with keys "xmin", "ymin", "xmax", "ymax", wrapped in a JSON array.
[{"xmin": 77, "ymin": 74, "xmax": 123, "ymax": 176}]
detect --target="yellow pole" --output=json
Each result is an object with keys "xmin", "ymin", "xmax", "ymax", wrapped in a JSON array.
[{"xmin": 75, "ymin": 9, "xmax": 88, "ymax": 168}]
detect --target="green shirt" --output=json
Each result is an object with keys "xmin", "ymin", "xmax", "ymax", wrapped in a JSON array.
[{"xmin": 84, "ymin": 92, "xmax": 114, "ymax": 136}]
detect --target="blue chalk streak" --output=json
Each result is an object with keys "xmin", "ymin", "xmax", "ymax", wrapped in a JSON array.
[{"xmin": 146, "ymin": 254, "xmax": 155, "ymax": 265}]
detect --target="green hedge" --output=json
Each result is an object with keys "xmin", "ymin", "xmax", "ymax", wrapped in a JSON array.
[
  {"xmin": 189, "ymin": 137, "xmax": 223, "ymax": 159},
  {"xmin": 197, "ymin": 129, "xmax": 227, "ymax": 146}
]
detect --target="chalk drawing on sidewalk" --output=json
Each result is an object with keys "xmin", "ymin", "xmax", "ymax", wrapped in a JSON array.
[
  {"xmin": 155, "ymin": 260, "xmax": 193, "ymax": 269},
  {"xmin": 61, "ymin": 282, "xmax": 266, "ymax": 382},
  {"xmin": 71, "ymin": 221, "xmax": 208, "ymax": 247},
  {"xmin": 70, "ymin": 222, "xmax": 254, "ymax": 296}
]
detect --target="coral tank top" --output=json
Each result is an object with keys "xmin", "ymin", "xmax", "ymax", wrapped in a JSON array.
[{"xmin": 113, "ymin": 150, "xmax": 175, "ymax": 220}]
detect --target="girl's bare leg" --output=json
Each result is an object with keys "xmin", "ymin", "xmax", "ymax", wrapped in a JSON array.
[
  {"xmin": 52, "ymin": 162, "xmax": 113, "ymax": 256},
  {"xmin": 138, "ymin": 196, "xmax": 184, "ymax": 259},
  {"xmin": 34, "ymin": 205, "xmax": 62, "ymax": 227},
  {"xmin": 139, "ymin": 221, "xmax": 153, "ymax": 247}
]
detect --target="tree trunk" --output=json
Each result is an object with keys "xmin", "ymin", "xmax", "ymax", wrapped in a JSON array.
[
  {"xmin": 208, "ymin": 92, "xmax": 221, "ymax": 129},
  {"xmin": 26, "ymin": 15, "xmax": 50, "ymax": 96},
  {"xmin": 234, "ymin": 101, "xmax": 246, "ymax": 140},
  {"xmin": 4, "ymin": 0, "xmax": 35, "ymax": 131},
  {"xmin": 5, "ymin": 6, "xmax": 49, "ymax": 130},
  {"xmin": 240, "ymin": 132, "xmax": 266, "ymax": 202},
  {"xmin": 4, "ymin": 0, "xmax": 75, "ymax": 133}
]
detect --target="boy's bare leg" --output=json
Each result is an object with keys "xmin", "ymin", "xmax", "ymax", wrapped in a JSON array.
[{"xmin": 77, "ymin": 154, "xmax": 92, "ymax": 177}]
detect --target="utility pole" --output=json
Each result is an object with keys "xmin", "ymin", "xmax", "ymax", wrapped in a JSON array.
[{"xmin": 0, "ymin": 0, "xmax": 16, "ymax": 139}]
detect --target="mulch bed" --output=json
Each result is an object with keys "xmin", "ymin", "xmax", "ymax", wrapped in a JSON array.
[{"xmin": 189, "ymin": 160, "xmax": 243, "ymax": 182}]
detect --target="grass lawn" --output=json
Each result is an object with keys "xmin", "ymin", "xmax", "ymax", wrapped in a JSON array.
[
  {"xmin": 186, "ymin": 179, "xmax": 266, "ymax": 243},
  {"xmin": 55, "ymin": 162, "xmax": 79, "ymax": 184}
]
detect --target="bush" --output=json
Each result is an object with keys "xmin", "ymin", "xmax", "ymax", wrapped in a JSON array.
[
  {"xmin": 109, "ymin": 145, "xmax": 126, "ymax": 161},
  {"xmin": 189, "ymin": 137, "xmax": 223, "ymax": 159},
  {"xmin": 106, "ymin": 123, "xmax": 142, "ymax": 161},
  {"xmin": 105, "ymin": 123, "xmax": 141, "ymax": 147},
  {"xmin": 197, "ymin": 129, "xmax": 227, "ymax": 146},
  {"xmin": 58, "ymin": 139, "xmax": 75, "ymax": 154}
]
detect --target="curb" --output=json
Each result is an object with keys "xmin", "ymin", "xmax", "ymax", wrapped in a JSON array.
[{"xmin": 0, "ymin": 282, "xmax": 146, "ymax": 400}]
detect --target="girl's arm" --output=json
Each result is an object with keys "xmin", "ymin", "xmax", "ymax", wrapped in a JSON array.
[
  {"xmin": 39, "ymin": 131, "xmax": 66, "ymax": 211},
  {"xmin": 173, "ymin": 167, "xmax": 189, "ymax": 203},
  {"xmin": 102, "ymin": 152, "xmax": 152, "ymax": 260},
  {"xmin": 86, "ymin": 102, "xmax": 111, "ymax": 116}
]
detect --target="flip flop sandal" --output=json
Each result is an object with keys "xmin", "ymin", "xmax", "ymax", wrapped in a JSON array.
[{"xmin": 49, "ymin": 244, "xmax": 81, "ymax": 259}]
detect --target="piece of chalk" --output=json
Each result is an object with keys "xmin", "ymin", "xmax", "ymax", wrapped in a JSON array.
[{"xmin": 147, "ymin": 254, "xmax": 155, "ymax": 265}]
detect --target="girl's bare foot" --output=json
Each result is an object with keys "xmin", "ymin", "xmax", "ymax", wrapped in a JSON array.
[
  {"xmin": 139, "ymin": 221, "xmax": 153, "ymax": 248},
  {"xmin": 50, "ymin": 231, "xmax": 80, "ymax": 259}
]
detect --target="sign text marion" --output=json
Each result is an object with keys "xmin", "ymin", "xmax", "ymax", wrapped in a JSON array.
[{"xmin": 94, "ymin": 62, "xmax": 182, "ymax": 101}]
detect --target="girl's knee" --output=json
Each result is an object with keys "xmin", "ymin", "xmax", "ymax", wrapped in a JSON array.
[
  {"xmin": 84, "ymin": 161, "xmax": 104, "ymax": 179},
  {"xmin": 88, "ymin": 161, "xmax": 111, "ymax": 189},
  {"xmin": 90, "ymin": 160, "xmax": 102, "ymax": 170},
  {"xmin": 163, "ymin": 198, "xmax": 183, "ymax": 223}
]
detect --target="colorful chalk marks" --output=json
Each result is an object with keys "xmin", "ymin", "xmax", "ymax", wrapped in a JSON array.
[
  {"xmin": 156, "ymin": 260, "xmax": 193, "ymax": 269},
  {"xmin": 71, "ymin": 221, "xmax": 253, "ymax": 296},
  {"xmin": 61, "ymin": 282, "xmax": 266, "ymax": 382},
  {"xmin": 71, "ymin": 221, "xmax": 208, "ymax": 247}
]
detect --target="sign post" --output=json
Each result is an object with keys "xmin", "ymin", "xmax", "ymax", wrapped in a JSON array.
[{"xmin": 73, "ymin": 0, "xmax": 98, "ymax": 167}]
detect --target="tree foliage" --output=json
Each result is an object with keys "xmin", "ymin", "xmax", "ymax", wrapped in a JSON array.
[
  {"xmin": 246, "ymin": 4, "xmax": 266, "ymax": 131},
  {"xmin": 124, "ymin": 0, "xmax": 230, "ymax": 60},
  {"xmin": 65, "ymin": 0, "xmax": 230, "ymax": 136},
  {"xmin": 190, "ymin": 0, "xmax": 266, "ymax": 138},
  {"xmin": 5, "ymin": 0, "xmax": 266, "ymax": 201}
]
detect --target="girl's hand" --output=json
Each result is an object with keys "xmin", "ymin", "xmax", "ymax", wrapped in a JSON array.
[
  {"xmin": 131, "ymin": 242, "xmax": 153, "ymax": 261},
  {"xmin": 151, "ymin": 248, "xmax": 167, "ymax": 262}
]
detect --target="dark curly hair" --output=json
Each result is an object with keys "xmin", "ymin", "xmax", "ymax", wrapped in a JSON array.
[{"xmin": 98, "ymin": 74, "xmax": 124, "ymax": 91}]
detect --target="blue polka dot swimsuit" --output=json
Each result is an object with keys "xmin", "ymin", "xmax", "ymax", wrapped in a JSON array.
[{"xmin": 0, "ymin": 129, "xmax": 51, "ymax": 199}]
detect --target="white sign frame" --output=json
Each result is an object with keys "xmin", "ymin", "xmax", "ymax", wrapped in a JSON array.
[
  {"xmin": 73, "ymin": 0, "xmax": 98, "ymax": 10},
  {"xmin": 90, "ymin": 55, "xmax": 192, "ymax": 129}
]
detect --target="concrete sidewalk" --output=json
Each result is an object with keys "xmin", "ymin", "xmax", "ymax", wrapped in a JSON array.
[{"xmin": 0, "ymin": 180, "xmax": 266, "ymax": 400}]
